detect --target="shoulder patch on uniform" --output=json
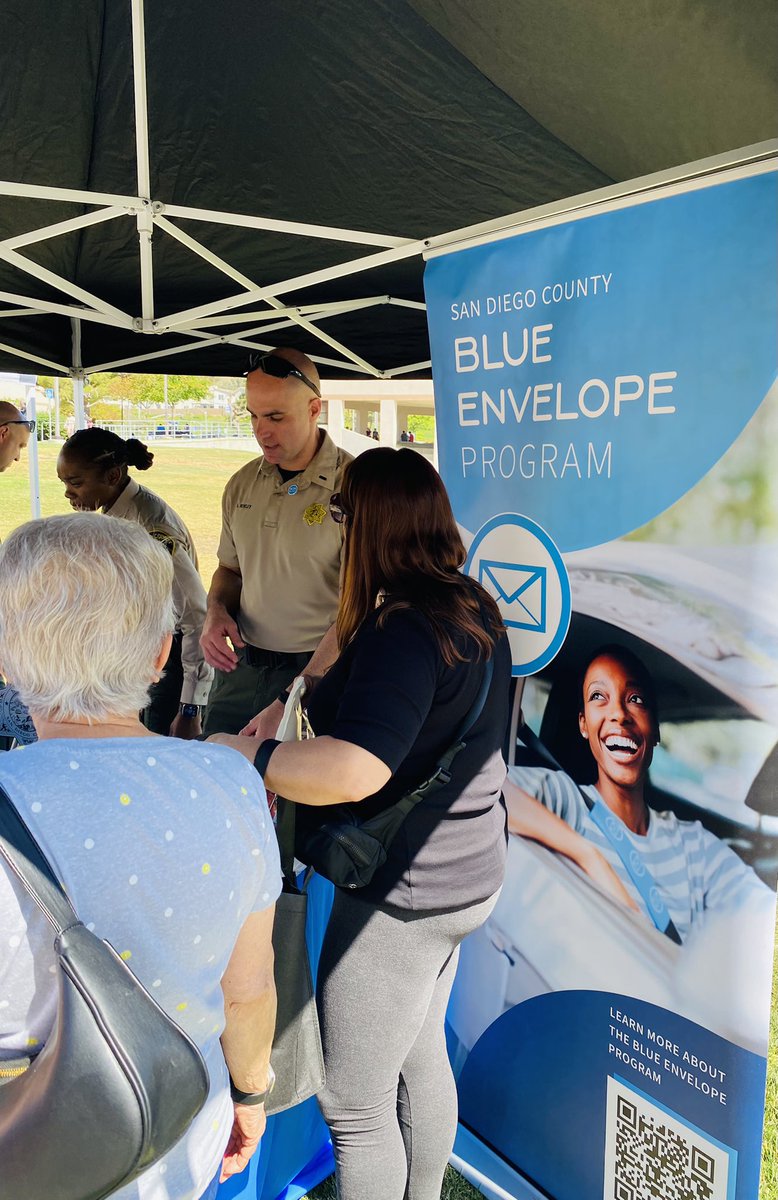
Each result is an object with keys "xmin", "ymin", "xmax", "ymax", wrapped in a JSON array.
[
  {"xmin": 303, "ymin": 502, "xmax": 327, "ymax": 527},
  {"xmin": 148, "ymin": 529, "xmax": 178, "ymax": 555}
]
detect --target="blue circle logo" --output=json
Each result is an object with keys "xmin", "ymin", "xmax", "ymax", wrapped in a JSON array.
[{"xmin": 465, "ymin": 512, "xmax": 571, "ymax": 676}]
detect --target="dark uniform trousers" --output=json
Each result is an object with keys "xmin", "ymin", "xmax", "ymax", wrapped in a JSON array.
[
  {"xmin": 142, "ymin": 632, "xmax": 185, "ymax": 735},
  {"xmin": 202, "ymin": 645, "xmax": 309, "ymax": 737}
]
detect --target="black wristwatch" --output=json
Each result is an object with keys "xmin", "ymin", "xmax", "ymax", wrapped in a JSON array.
[
  {"xmin": 230, "ymin": 1064, "xmax": 276, "ymax": 1106},
  {"xmin": 178, "ymin": 703, "xmax": 202, "ymax": 719}
]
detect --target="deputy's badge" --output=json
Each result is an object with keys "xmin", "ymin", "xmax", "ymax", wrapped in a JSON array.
[
  {"xmin": 149, "ymin": 529, "xmax": 178, "ymax": 556},
  {"xmin": 303, "ymin": 502, "xmax": 327, "ymax": 527}
]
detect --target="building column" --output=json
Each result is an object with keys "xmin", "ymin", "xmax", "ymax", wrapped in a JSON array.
[
  {"xmin": 379, "ymin": 396, "xmax": 398, "ymax": 447},
  {"xmin": 326, "ymin": 395, "xmax": 346, "ymax": 438}
]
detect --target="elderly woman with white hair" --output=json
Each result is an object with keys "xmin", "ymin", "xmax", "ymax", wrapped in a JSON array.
[{"xmin": 0, "ymin": 514, "xmax": 281, "ymax": 1200}]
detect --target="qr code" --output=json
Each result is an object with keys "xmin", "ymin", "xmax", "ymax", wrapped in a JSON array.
[{"xmin": 603, "ymin": 1077, "xmax": 733, "ymax": 1200}]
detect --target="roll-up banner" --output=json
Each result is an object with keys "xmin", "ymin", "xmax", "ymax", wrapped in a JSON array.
[{"xmin": 424, "ymin": 151, "xmax": 778, "ymax": 1200}]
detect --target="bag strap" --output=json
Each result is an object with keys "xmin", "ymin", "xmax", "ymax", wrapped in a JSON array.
[
  {"xmin": 276, "ymin": 654, "xmax": 495, "ymax": 874},
  {"xmin": 276, "ymin": 790, "xmax": 299, "ymax": 885},
  {"xmin": 0, "ymin": 782, "xmax": 79, "ymax": 935},
  {"xmin": 515, "ymin": 723, "xmax": 682, "ymax": 945},
  {"xmin": 391, "ymin": 654, "xmax": 494, "ymax": 819}
]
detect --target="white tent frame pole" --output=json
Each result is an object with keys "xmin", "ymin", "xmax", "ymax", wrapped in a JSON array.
[
  {"xmin": 0, "ymin": 340, "xmax": 68, "ymax": 373},
  {"xmin": 138, "ymin": 206, "xmax": 155, "ymax": 321},
  {"xmin": 153, "ymin": 213, "xmax": 382, "ymax": 375},
  {"xmin": 0, "ymin": 290, "xmax": 132, "ymax": 327},
  {"xmin": 86, "ymin": 339, "xmax": 228, "ymax": 374},
  {"xmin": 130, "ymin": 0, "xmax": 152, "ymax": 199},
  {"xmin": 158, "ymin": 238, "xmax": 425, "ymax": 331},
  {"xmin": 183, "ymin": 331, "xmax": 378, "ymax": 370},
  {"xmin": 423, "ymin": 139, "xmax": 778, "ymax": 260},
  {"xmin": 85, "ymin": 330, "xmax": 383, "ymax": 376},
  {"xmin": 388, "ymin": 298, "xmax": 427, "ymax": 311},
  {"xmin": 384, "ymin": 360, "xmax": 433, "ymax": 377},
  {"xmin": 0, "ymin": 308, "xmax": 45, "ymax": 319},
  {"xmin": 26, "ymin": 385, "xmax": 41, "ymax": 518},
  {"xmin": 131, "ymin": 0, "xmax": 155, "ymax": 322},
  {"xmin": 0, "ymin": 180, "xmax": 140, "ymax": 207},
  {"xmin": 0, "ymin": 246, "xmax": 133, "ymax": 324},
  {"xmin": 71, "ymin": 318, "xmax": 86, "ymax": 428},
  {"xmin": 0, "ymin": 181, "xmax": 409, "ymax": 248},
  {"xmin": 189, "ymin": 296, "xmax": 393, "ymax": 327},
  {"xmin": 0, "ymin": 206, "xmax": 127, "ymax": 252},
  {"xmin": 162, "ymin": 202, "xmax": 412, "ymax": 249}
]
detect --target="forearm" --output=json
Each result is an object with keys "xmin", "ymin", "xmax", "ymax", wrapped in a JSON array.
[
  {"xmin": 171, "ymin": 557, "xmax": 213, "ymax": 705},
  {"xmin": 504, "ymin": 781, "xmax": 591, "ymax": 865},
  {"xmin": 209, "ymin": 732, "xmax": 391, "ymax": 805},
  {"xmin": 208, "ymin": 564, "xmax": 243, "ymax": 618},
  {"xmin": 300, "ymin": 622, "xmax": 339, "ymax": 685},
  {"xmin": 240, "ymin": 623, "xmax": 342, "ymax": 739},
  {"xmin": 221, "ymin": 972, "xmax": 277, "ymax": 1094}
]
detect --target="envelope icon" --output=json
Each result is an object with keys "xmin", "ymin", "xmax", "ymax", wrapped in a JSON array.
[{"xmin": 478, "ymin": 560, "xmax": 547, "ymax": 633}]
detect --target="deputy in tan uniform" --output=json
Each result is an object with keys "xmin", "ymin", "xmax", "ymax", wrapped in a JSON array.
[
  {"xmin": 201, "ymin": 348, "xmax": 352, "ymax": 737},
  {"xmin": 57, "ymin": 427, "xmax": 212, "ymax": 738}
]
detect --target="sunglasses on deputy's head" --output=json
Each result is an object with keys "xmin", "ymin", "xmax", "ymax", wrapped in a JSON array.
[
  {"xmin": 0, "ymin": 419, "xmax": 35, "ymax": 434},
  {"xmin": 244, "ymin": 353, "xmax": 321, "ymax": 397}
]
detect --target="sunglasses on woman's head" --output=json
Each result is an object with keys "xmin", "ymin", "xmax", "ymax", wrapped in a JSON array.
[
  {"xmin": 329, "ymin": 493, "xmax": 349, "ymax": 524},
  {"xmin": 244, "ymin": 352, "xmax": 321, "ymax": 397}
]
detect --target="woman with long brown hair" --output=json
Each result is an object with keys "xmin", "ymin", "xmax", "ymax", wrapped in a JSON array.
[{"xmin": 212, "ymin": 447, "xmax": 512, "ymax": 1200}]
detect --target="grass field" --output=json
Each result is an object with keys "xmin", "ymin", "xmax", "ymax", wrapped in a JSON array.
[
  {"xmin": 3, "ymin": 442, "xmax": 777, "ymax": 1198},
  {"xmin": 0, "ymin": 442, "xmax": 256, "ymax": 583}
]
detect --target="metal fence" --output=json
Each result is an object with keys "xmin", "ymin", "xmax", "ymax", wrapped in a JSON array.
[{"xmin": 34, "ymin": 417, "xmax": 253, "ymax": 442}]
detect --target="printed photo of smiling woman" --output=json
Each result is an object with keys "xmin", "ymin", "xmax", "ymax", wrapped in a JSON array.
[{"xmin": 503, "ymin": 644, "xmax": 769, "ymax": 943}]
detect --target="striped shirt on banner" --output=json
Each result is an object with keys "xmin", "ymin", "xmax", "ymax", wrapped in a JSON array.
[{"xmin": 507, "ymin": 764, "xmax": 768, "ymax": 942}]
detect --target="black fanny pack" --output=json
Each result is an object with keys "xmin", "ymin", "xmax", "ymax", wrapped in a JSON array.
[{"xmin": 278, "ymin": 656, "xmax": 494, "ymax": 890}]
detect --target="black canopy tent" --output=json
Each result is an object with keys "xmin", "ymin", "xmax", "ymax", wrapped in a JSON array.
[{"xmin": 0, "ymin": 0, "xmax": 776, "ymax": 386}]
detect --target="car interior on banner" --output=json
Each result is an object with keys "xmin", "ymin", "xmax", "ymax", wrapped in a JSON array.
[{"xmin": 448, "ymin": 538, "xmax": 778, "ymax": 1073}]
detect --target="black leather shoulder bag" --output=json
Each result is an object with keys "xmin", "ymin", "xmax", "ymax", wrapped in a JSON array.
[{"xmin": 0, "ymin": 783, "xmax": 209, "ymax": 1200}]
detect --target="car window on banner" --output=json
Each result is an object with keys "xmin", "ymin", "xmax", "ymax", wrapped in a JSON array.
[{"xmin": 425, "ymin": 166, "xmax": 778, "ymax": 1200}]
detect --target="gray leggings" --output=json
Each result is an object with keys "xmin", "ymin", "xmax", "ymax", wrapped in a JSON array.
[{"xmin": 316, "ymin": 888, "xmax": 499, "ymax": 1200}]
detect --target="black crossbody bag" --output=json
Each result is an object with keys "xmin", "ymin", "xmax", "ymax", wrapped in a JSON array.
[
  {"xmin": 0, "ymin": 783, "xmax": 209, "ymax": 1200},
  {"xmin": 277, "ymin": 656, "xmax": 494, "ymax": 889}
]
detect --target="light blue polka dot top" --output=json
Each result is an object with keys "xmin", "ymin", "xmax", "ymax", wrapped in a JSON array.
[{"xmin": 0, "ymin": 737, "xmax": 281, "ymax": 1200}]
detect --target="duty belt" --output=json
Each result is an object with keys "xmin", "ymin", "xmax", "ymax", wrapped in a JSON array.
[{"xmin": 239, "ymin": 643, "xmax": 306, "ymax": 670}]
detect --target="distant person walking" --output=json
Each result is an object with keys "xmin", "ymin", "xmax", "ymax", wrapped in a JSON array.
[{"xmin": 57, "ymin": 427, "xmax": 212, "ymax": 738}]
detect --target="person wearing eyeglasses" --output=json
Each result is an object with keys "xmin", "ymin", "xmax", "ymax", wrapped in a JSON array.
[
  {"xmin": 0, "ymin": 402, "xmax": 33, "ymax": 473},
  {"xmin": 0, "ymin": 403, "xmax": 37, "ymax": 749},
  {"xmin": 201, "ymin": 347, "xmax": 352, "ymax": 738}
]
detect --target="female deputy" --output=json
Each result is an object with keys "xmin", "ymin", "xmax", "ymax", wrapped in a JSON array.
[
  {"xmin": 0, "ymin": 514, "xmax": 280, "ymax": 1198},
  {"xmin": 212, "ymin": 448, "xmax": 512, "ymax": 1200},
  {"xmin": 57, "ymin": 427, "xmax": 212, "ymax": 738},
  {"xmin": 504, "ymin": 644, "xmax": 768, "ymax": 941}
]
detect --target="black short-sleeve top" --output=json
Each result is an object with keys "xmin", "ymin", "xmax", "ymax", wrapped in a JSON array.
[{"xmin": 305, "ymin": 601, "xmax": 512, "ymax": 911}]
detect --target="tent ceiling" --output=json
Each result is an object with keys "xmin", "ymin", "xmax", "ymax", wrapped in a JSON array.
[{"xmin": 0, "ymin": 0, "xmax": 775, "ymax": 379}]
